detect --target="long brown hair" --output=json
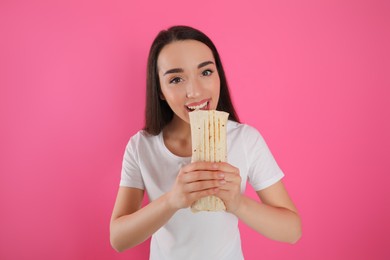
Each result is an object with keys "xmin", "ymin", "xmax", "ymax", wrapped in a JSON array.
[{"xmin": 144, "ymin": 25, "xmax": 239, "ymax": 135}]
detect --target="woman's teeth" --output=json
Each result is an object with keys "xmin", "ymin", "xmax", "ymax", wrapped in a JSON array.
[{"xmin": 188, "ymin": 101, "xmax": 208, "ymax": 111}]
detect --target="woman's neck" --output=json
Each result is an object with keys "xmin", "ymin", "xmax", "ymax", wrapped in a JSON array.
[
  {"xmin": 162, "ymin": 116, "xmax": 192, "ymax": 157},
  {"xmin": 164, "ymin": 116, "xmax": 191, "ymax": 139}
]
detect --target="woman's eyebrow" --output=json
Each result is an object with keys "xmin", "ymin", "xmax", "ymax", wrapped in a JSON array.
[
  {"xmin": 163, "ymin": 68, "xmax": 184, "ymax": 76},
  {"xmin": 163, "ymin": 61, "xmax": 214, "ymax": 76},
  {"xmin": 198, "ymin": 61, "xmax": 215, "ymax": 69}
]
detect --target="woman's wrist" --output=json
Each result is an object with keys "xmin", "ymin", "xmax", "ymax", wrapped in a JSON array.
[
  {"xmin": 227, "ymin": 194, "xmax": 246, "ymax": 217},
  {"xmin": 232, "ymin": 194, "xmax": 256, "ymax": 220},
  {"xmin": 162, "ymin": 191, "xmax": 181, "ymax": 213}
]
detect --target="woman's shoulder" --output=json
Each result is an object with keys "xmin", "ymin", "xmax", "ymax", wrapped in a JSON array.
[
  {"xmin": 126, "ymin": 129, "xmax": 161, "ymax": 147},
  {"xmin": 227, "ymin": 120, "xmax": 261, "ymax": 137}
]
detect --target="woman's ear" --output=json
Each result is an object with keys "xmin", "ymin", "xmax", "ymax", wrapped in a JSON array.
[{"xmin": 159, "ymin": 92, "xmax": 166, "ymax": 100}]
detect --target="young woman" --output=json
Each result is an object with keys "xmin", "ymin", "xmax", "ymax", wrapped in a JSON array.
[{"xmin": 110, "ymin": 25, "xmax": 301, "ymax": 259}]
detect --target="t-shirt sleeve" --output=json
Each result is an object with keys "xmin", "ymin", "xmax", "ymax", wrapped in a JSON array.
[
  {"xmin": 119, "ymin": 134, "xmax": 145, "ymax": 189},
  {"xmin": 244, "ymin": 126, "xmax": 284, "ymax": 191}
]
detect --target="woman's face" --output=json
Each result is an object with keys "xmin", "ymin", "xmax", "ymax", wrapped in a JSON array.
[{"xmin": 158, "ymin": 40, "xmax": 220, "ymax": 125}]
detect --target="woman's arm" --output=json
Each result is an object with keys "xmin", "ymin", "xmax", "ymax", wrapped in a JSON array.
[
  {"xmin": 214, "ymin": 163, "xmax": 301, "ymax": 244},
  {"xmin": 110, "ymin": 187, "xmax": 177, "ymax": 252},
  {"xmin": 110, "ymin": 162, "xmax": 225, "ymax": 252},
  {"xmin": 234, "ymin": 181, "xmax": 302, "ymax": 244}
]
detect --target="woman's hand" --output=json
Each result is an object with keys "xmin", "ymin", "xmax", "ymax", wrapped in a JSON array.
[
  {"xmin": 166, "ymin": 161, "xmax": 226, "ymax": 210},
  {"xmin": 213, "ymin": 162, "xmax": 243, "ymax": 214}
]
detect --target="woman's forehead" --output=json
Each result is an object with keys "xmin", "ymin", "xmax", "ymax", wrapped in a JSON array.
[{"xmin": 157, "ymin": 40, "xmax": 215, "ymax": 71}]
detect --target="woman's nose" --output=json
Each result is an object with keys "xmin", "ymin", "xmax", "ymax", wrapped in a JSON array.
[{"xmin": 186, "ymin": 79, "xmax": 201, "ymax": 98}]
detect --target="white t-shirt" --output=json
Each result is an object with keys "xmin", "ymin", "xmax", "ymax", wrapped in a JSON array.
[{"xmin": 120, "ymin": 121, "xmax": 284, "ymax": 260}]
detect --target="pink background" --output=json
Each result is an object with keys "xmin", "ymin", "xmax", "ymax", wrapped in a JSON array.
[{"xmin": 1, "ymin": 0, "xmax": 389, "ymax": 259}]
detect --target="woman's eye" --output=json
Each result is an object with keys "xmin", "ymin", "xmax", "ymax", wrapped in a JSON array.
[
  {"xmin": 202, "ymin": 69, "xmax": 213, "ymax": 76},
  {"xmin": 169, "ymin": 77, "xmax": 182, "ymax": 84}
]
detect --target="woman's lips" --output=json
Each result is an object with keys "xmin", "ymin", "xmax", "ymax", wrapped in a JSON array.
[{"xmin": 186, "ymin": 99, "xmax": 210, "ymax": 111}]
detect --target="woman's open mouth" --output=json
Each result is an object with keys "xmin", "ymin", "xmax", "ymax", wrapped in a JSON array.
[{"xmin": 186, "ymin": 100, "xmax": 210, "ymax": 112}]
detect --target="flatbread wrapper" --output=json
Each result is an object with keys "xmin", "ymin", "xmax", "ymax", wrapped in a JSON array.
[{"xmin": 189, "ymin": 110, "xmax": 229, "ymax": 212}]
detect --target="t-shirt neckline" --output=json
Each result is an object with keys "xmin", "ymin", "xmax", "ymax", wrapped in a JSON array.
[{"xmin": 158, "ymin": 131, "xmax": 192, "ymax": 162}]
